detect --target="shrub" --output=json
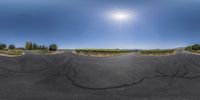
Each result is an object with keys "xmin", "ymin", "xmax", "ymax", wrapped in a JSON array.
[
  {"xmin": 9, "ymin": 44, "xmax": 16, "ymax": 49},
  {"xmin": 192, "ymin": 44, "xmax": 200, "ymax": 50},
  {"xmin": 185, "ymin": 44, "xmax": 200, "ymax": 51},
  {"xmin": 49, "ymin": 44, "xmax": 57, "ymax": 51}
]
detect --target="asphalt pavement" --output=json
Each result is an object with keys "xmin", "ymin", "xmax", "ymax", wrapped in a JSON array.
[{"xmin": 0, "ymin": 50, "xmax": 200, "ymax": 100}]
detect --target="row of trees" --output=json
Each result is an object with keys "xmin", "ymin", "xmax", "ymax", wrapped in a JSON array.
[
  {"xmin": 0, "ymin": 42, "xmax": 57, "ymax": 51},
  {"xmin": 25, "ymin": 42, "xmax": 48, "ymax": 50},
  {"xmin": 25, "ymin": 42, "xmax": 57, "ymax": 51},
  {"xmin": 0, "ymin": 44, "xmax": 16, "ymax": 50}
]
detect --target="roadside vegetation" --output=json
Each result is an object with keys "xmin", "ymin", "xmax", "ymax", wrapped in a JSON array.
[
  {"xmin": 140, "ymin": 49, "xmax": 175, "ymax": 56},
  {"xmin": 25, "ymin": 42, "xmax": 58, "ymax": 55},
  {"xmin": 0, "ymin": 42, "xmax": 58, "ymax": 56},
  {"xmin": 185, "ymin": 44, "xmax": 200, "ymax": 54},
  {"xmin": 25, "ymin": 42, "xmax": 49, "ymax": 50},
  {"xmin": 25, "ymin": 42, "xmax": 57, "ymax": 51},
  {"xmin": 0, "ymin": 43, "xmax": 23, "ymax": 56},
  {"xmin": 0, "ymin": 49, "xmax": 23, "ymax": 56},
  {"xmin": 75, "ymin": 49, "xmax": 140, "ymax": 57},
  {"xmin": 75, "ymin": 49, "xmax": 176, "ymax": 56}
]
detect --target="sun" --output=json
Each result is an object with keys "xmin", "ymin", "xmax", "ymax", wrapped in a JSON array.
[
  {"xmin": 108, "ymin": 10, "xmax": 136, "ymax": 22},
  {"xmin": 112, "ymin": 12, "xmax": 130, "ymax": 21}
]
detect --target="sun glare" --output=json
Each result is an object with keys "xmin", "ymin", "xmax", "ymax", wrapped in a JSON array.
[
  {"xmin": 108, "ymin": 10, "xmax": 135, "ymax": 22},
  {"xmin": 112, "ymin": 12, "xmax": 130, "ymax": 21}
]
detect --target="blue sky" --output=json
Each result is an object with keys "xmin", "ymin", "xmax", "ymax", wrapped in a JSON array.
[{"xmin": 0, "ymin": 0, "xmax": 200, "ymax": 49}]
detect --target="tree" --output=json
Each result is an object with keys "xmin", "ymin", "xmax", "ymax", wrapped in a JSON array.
[
  {"xmin": 25, "ymin": 41, "xmax": 33, "ymax": 50},
  {"xmin": 192, "ymin": 44, "xmax": 200, "ymax": 50},
  {"xmin": 45, "ymin": 46, "xmax": 48, "ymax": 50},
  {"xmin": 9, "ymin": 44, "xmax": 16, "ymax": 49},
  {"xmin": 39, "ymin": 45, "xmax": 42, "ymax": 50},
  {"xmin": 33, "ymin": 43, "xmax": 37, "ymax": 50},
  {"xmin": 25, "ymin": 42, "xmax": 29, "ymax": 50},
  {"xmin": 185, "ymin": 44, "xmax": 200, "ymax": 51},
  {"xmin": 49, "ymin": 44, "xmax": 57, "ymax": 51},
  {"xmin": 0, "ymin": 43, "xmax": 7, "ymax": 50},
  {"xmin": 42, "ymin": 45, "xmax": 45, "ymax": 50}
]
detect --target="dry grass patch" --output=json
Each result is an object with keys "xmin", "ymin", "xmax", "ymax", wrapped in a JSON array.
[{"xmin": 0, "ymin": 49, "xmax": 24, "ymax": 57}]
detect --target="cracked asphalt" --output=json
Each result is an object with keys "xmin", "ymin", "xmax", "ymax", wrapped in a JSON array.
[{"xmin": 1, "ymin": 50, "xmax": 200, "ymax": 100}]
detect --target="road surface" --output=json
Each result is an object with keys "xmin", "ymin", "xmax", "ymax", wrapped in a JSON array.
[{"xmin": 0, "ymin": 50, "xmax": 200, "ymax": 100}]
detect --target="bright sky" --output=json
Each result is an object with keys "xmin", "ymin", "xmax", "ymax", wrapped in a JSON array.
[{"xmin": 0, "ymin": 0, "xmax": 200, "ymax": 49}]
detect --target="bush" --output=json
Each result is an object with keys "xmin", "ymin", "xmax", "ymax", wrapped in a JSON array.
[
  {"xmin": 9, "ymin": 44, "xmax": 16, "ymax": 49},
  {"xmin": 0, "ymin": 44, "xmax": 7, "ymax": 50},
  {"xmin": 192, "ymin": 44, "xmax": 200, "ymax": 50},
  {"xmin": 185, "ymin": 44, "xmax": 200, "ymax": 51},
  {"xmin": 49, "ymin": 44, "xmax": 57, "ymax": 51}
]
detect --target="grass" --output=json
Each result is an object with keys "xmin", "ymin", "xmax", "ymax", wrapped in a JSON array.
[
  {"xmin": 0, "ymin": 49, "xmax": 23, "ymax": 56},
  {"xmin": 75, "ymin": 49, "xmax": 139, "ymax": 57},
  {"xmin": 140, "ymin": 49, "xmax": 175, "ymax": 56}
]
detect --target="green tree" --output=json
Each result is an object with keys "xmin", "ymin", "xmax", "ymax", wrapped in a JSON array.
[
  {"xmin": 25, "ymin": 42, "xmax": 29, "ymax": 50},
  {"xmin": 0, "ymin": 43, "xmax": 7, "ymax": 50},
  {"xmin": 33, "ymin": 43, "xmax": 37, "ymax": 50},
  {"xmin": 9, "ymin": 44, "xmax": 16, "ymax": 49},
  {"xmin": 49, "ymin": 44, "xmax": 57, "ymax": 51},
  {"xmin": 39, "ymin": 45, "xmax": 42, "ymax": 50},
  {"xmin": 192, "ymin": 44, "xmax": 200, "ymax": 50},
  {"xmin": 25, "ymin": 41, "xmax": 33, "ymax": 50},
  {"xmin": 42, "ymin": 45, "xmax": 45, "ymax": 50},
  {"xmin": 45, "ymin": 46, "xmax": 48, "ymax": 50}
]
